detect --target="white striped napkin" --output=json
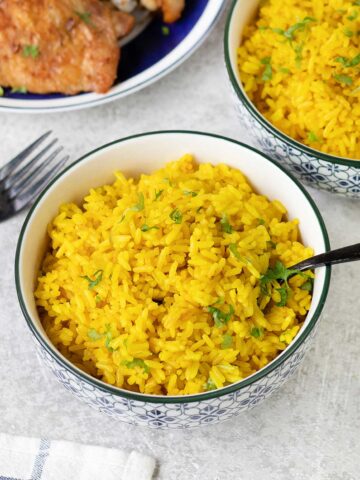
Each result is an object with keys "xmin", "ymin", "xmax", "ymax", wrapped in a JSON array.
[{"xmin": 0, "ymin": 433, "xmax": 156, "ymax": 480}]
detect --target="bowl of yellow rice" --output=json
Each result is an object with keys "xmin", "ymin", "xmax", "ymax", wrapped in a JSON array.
[
  {"xmin": 225, "ymin": 0, "xmax": 360, "ymax": 198},
  {"xmin": 15, "ymin": 131, "xmax": 330, "ymax": 429}
]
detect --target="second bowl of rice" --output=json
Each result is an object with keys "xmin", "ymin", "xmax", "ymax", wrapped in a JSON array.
[
  {"xmin": 16, "ymin": 131, "xmax": 330, "ymax": 429},
  {"xmin": 225, "ymin": 0, "xmax": 360, "ymax": 198}
]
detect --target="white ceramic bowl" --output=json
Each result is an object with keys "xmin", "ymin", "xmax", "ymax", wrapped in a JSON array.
[
  {"xmin": 225, "ymin": 0, "xmax": 360, "ymax": 198},
  {"xmin": 15, "ymin": 131, "xmax": 331, "ymax": 429}
]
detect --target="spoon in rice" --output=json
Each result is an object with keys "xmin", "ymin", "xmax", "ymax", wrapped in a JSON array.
[{"xmin": 289, "ymin": 242, "xmax": 360, "ymax": 272}]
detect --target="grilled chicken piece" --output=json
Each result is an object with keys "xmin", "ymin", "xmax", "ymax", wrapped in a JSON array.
[
  {"xmin": 141, "ymin": 0, "xmax": 185, "ymax": 23},
  {"xmin": 0, "ymin": 0, "xmax": 134, "ymax": 95}
]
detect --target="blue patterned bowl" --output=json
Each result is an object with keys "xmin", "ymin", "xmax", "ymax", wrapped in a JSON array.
[
  {"xmin": 224, "ymin": 0, "xmax": 360, "ymax": 198},
  {"xmin": 15, "ymin": 131, "xmax": 330, "ymax": 429}
]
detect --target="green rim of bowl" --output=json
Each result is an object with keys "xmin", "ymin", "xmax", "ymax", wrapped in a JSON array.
[
  {"xmin": 15, "ymin": 130, "xmax": 331, "ymax": 404},
  {"xmin": 224, "ymin": 0, "xmax": 360, "ymax": 168}
]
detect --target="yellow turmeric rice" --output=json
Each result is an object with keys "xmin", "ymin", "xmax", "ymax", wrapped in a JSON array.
[
  {"xmin": 35, "ymin": 155, "xmax": 314, "ymax": 396},
  {"xmin": 238, "ymin": 0, "xmax": 360, "ymax": 159}
]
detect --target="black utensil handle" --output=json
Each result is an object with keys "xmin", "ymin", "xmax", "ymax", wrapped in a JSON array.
[{"xmin": 293, "ymin": 242, "xmax": 360, "ymax": 271}]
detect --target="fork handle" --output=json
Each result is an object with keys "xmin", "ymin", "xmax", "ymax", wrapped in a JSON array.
[{"xmin": 292, "ymin": 242, "xmax": 360, "ymax": 271}]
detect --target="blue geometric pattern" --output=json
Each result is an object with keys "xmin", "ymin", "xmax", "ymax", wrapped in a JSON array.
[
  {"xmin": 234, "ymin": 97, "xmax": 360, "ymax": 198},
  {"xmin": 34, "ymin": 325, "xmax": 317, "ymax": 429}
]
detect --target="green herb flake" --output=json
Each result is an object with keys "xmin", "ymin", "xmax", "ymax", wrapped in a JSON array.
[
  {"xmin": 354, "ymin": 0, "xmax": 360, "ymax": 5},
  {"xmin": 130, "ymin": 192, "xmax": 145, "ymax": 212},
  {"xmin": 276, "ymin": 287, "xmax": 288, "ymax": 307},
  {"xmin": 335, "ymin": 54, "xmax": 360, "ymax": 67},
  {"xmin": 154, "ymin": 189, "xmax": 164, "ymax": 201},
  {"xmin": 161, "ymin": 25, "xmax": 170, "ymax": 36},
  {"xmin": 221, "ymin": 334, "xmax": 233, "ymax": 349},
  {"xmin": 261, "ymin": 56, "xmax": 273, "ymax": 81},
  {"xmin": 22, "ymin": 44, "xmax": 40, "ymax": 58},
  {"xmin": 279, "ymin": 67, "xmax": 290, "ymax": 74},
  {"xmin": 334, "ymin": 74, "xmax": 353, "ymax": 85},
  {"xmin": 169, "ymin": 208, "xmax": 183, "ymax": 224},
  {"xmin": 88, "ymin": 329, "xmax": 103, "ymax": 341},
  {"xmin": 204, "ymin": 377, "xmax": 217, "ymax": 391},
  {"xmin": 344, "ymin": 28, "xmax": 354, "ymax": 37},
  {"xmin": 207, "ymin": 304, "xmax": 235, "ymax": 328},
  {"xmin": 11, "ymin": 86, "xmax": 27, "ymax": 94},
  {"xmin": 228, "ymin": 243, "xmax": 248, "ymax": 264},
  {"xmin": 123, "ymin": 358, "xmax": 150, "ymax": 374},
  {"xmin": 348, "ymin": 10, "xmax": 359, "ymax": 20},
  {"xmin": 95, "ymin": 295, "xmax": 101, "ymax": 303},
  {"xmin": 267, "ymin": 240, "xmax": 277, "ymax": 250},
  {"xmin": 284, "ymin": 17, "xmax": 316, "ymax": 40},
  {"xmin": 0, "ymin": 87, "xmax": 4, "ymax": 97},
  {"xmin": 141, "ymin": 224, "xmax": 159, "ymax": 232},
  {"xmin": 307, "ymin": 131, "xmax": 319, "ymax": 142},
  {"xmin": 105, "ymin": 325, "xmax": 114, "ymax": 352},
  {"xmin": 301, "ymin": 279, "xmax": 314, "ymax": 292},
  {"xmin": 250, "ymin": 327, "xmax": 264, "ymax": 339},
  {"xmin": 259, "ymin": 26, "xmax": 269, "ymax": 31},
  {"xmin": 75, "ymin": 10, "xmax": 93, "ymax": 25},
  {"xmin": 257, "ymin": 218, "xmax": 265, "ymax": 226},
  {"xmin": 260, "ymin": 260, "xmax": 304, "ymax": 297},
  {"xmin": 294, "ymin": 43, "xmax": 304, "ymax": 68},
  {"xmin": 220, "ymin": 214, "xmax": 233, "ymax": 234},
  {"xmin": 183, "ymin": 190, "xmax": 198, "ymax": 197},
  {"xmin": 80, "ymin": 269, "xmax": 103, "ymax": 289}
]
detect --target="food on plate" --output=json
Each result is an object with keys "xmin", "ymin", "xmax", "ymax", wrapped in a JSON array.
[
  {"xmin": 35, "ymin": 156, "xmax": 314, "ymax": 396},
  {"xmin": 0, "ymin": 0, "xmax": 185, "ymax": 95},
  {"xmin": 0, "ymin": 0, "xmax": 134, "ymax": 95},
  {"xmin": 238, "ymin": 0, "xmax": 360, "ymax": 159},
  {"xmin": 114, "ymin": 0, "xmax": 185, "ymax": 23}
]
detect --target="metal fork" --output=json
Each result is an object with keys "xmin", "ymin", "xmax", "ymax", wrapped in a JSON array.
[{"xmin": 0, "ymin": 131, "xmax": 69, "ymax": 222}]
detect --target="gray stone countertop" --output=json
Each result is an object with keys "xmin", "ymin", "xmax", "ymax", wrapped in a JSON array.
[{"xmin": 0, "ymin": 9, "xmax": 359, "ymax": 480}]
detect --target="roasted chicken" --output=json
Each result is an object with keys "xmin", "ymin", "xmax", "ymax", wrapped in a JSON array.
[{"xmin": 0, "ymin": 0, "xmax": 134, "ymax": 94}]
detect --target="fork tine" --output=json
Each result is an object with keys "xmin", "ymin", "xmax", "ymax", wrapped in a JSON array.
[
  {"xmin": 6, "ymin": 146, "xmax": 63, "ymax": 199},
  {"xmin": 14, "ymin": 155, "xmax": 69, "ymax": 212},
  {"xmin": 0, "ymin": 131, "xmax": 52, "ymax": 181},
  {"xmin": 2, "ymin": 138, "xmax": 59, "ymax": 191}
]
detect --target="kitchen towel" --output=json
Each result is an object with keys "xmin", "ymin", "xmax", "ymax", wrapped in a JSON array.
[{"xmin": 0, "ymin": 433, "xmax": 156, "ymax": 480}]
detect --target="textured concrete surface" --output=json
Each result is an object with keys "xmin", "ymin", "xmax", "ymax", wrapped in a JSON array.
[{"xmin": 0, "ymin": 8, "xmax": 360, "ymax": 480}]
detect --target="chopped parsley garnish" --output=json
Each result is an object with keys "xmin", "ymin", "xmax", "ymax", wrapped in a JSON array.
[
  {"xmin": 183, "ymin": 190, "xmax": 198, "ymax": 197},
  {"xmin": 0, "ymin": 87, "xmax": 3, "ymax": 97},
  {"xmin": 348, "ymin": 10, "xmax": 359, "ymax": 20},
  {"xmin": 228, "ymin": 243, "xmax": 248, "ymax": 264},
  {"xmin": 267, "ymin": 240, "xmax": 277, "ymax": 250},
  {"xmin": 301, "ymin": 278, "xmax": 314, "ymax": 292},
  {"xmin": 130, "ymin": 192, "xmax": 145, "ymax": 212},
  {"xmin": 344, "ymin": 28, "xmax": 354, "ymax": 37},
  {"xmin": 81, "ymin": 269, "xmax": 103, "ymax": 289},
  {"xmin": 354, "ymin": 0, "xmax": 360, "ymax": 5},
  {"xmin": 220, "ymin": 214, "xmax": 233, "ymax": 234},
  {"xmin": 161, "ymin": 25, "xmax": 170, "ymax": 36},
  {"xmin": 207, "ymin": 304, "xmax": 235, "ymax": 328},
  {"xmin": 307, "ymin": 131, "xmax": 319, "ymax": 142},
  {"xmin": 154, "ymin": 189, "xmax": 164, "ymax": 201},
  {"xmin": 123, "ymin": 358, "xmax": 150, "ymax": 374},
  {"xmin": 261, "ymin": 56, "xmax": 272, "ymax": 81},
  {"xmin": 257, "ymin": 218, "xmax": 265, "ymax": 226},
  {"xmin": 334, "ymin": 74, "xmax": 353, "ymax": 85},
  {"xmin": 204, "ymin": 377, "xmax": 217, "ymax": 391},
  {"xmin": 221, "ymin": 334, "xmax": 233, "ymax": 349},
  {"xmin": 11, "ymin": 86, "xmax": 27, "ymax": 93},
  {"xmin": 294, "ymin": 43, "xmax": 304, "ymax": 68},
  {"xmin": 279, "ymin": 67, "xmax": 290, "ymax": 74},
  {"xmin": 22, "ymin": 44, "xmax": 40, "ymax": 58},
  {"xmin": 250, "ymin": 327, "xmax": 264, "ymax": 338},
  {"xmin": 95, "ymin": 295, "xmax": 101, "ymax": 303},
  {"xmin": 260, "ymin": 260, "xmax": 311, "ymax": 306},
  {"xmin": 141, "ymin": 224, "xmax": 159, "ymax": 232},
  {"xmin": 276, "ymin": 287, "xmax": 288, "ymax": 307},
  {"xmin": 88, "ymin": 329, "xmax": 103, "ymax": 341},
  {"xmin": 273, "ymin": 17, "xmax": 316, "ymax": 41},
  {"xmin": 75, "ymin": 10, "xmax": 93, "ymax": 25},
  {"xmin": 169, "ymin": 208, "xmax": 183, "ymax": 224},
  {"xmin": 335, "ymin": 54, "xmax": 360, "ymax": 67},
  {"xmin": 105, "ymin": 325, "xmax": 113, "ymax": 352}
]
